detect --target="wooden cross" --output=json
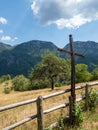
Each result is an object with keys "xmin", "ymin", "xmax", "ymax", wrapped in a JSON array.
[{"xmin": 58, "ymin": 34, "xmax": 84, "ymax": 103}]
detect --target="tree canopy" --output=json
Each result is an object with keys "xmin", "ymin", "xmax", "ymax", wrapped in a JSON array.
[
  {"xmin": 92, "ymin": 68, "xmax": 98, "ymax": 80},
  {"xmin": 29, "ymin": 52, "xmax": 70, "ymax": 90},
  {"xmin": 75, "ymin": 64, "xmax": 92, "ymax": 83}
]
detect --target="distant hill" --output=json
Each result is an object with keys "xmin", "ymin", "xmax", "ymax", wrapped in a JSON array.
[
  {"xmin": 0, "ymin": 40, "xmax": 57, "ymax": 76},
  {"xmin": 63, "ymin": 41, "xmax": 98, "ymax": 71},
  {"xmin": 0, "ymin": 42, "xmax": 11, "ymax": 52},
  {"xmin": 0, "ymin": 40, "xmax": 98, "ymax": 77}
]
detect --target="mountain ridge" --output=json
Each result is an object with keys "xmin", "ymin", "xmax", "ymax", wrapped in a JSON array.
[
  {"xmin": 0, "ymin": 40, "xmax": 98, "ymax": 76},
  {"xmin": 63, "ymin": 41, "xmax": 98, "ymax": 71},
  {"xmin": 0, "ymin": 40, "xmax": 57, "ymax": 76}
]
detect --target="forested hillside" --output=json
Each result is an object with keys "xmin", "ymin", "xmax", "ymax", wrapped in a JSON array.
[
  {"xmin": 0, "ymin": 40, "xmax": 98, "ymax": 76},
  {"xmin": 63, "ymin": 41, "xmax": 98, "ymax": 71},
  {"xmin": 0, "ymin": 40, "xmax": 57, "ymax": 76}
]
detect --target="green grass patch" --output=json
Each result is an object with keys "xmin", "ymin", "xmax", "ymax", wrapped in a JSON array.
[{"xmin": 89, "ymin": 114, "xmax": 98, "ymax": 121}]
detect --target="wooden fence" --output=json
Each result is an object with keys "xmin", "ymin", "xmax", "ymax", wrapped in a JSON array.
[{"xmin": 0, "ymin": 82, "xmax": 98, "ymax": 130}]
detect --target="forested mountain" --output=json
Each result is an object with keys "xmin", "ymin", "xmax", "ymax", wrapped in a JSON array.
[
  {"xmin": 63, "ymin": 41, "xmax": 98, "ymax": 71},
  {"xmin": 0, "ymin": 40, "xmax": 57, "ymax": 76},
  {"xmin": 0, "ymin": 42, "xmax": 11, "ymax": 52},
  {"xmin": 0, "ymin": 40, "xmax": 98, "ymax": 77}
]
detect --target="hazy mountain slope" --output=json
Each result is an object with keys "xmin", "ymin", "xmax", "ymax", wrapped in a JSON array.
[
  {"xmin": 63, "ymin": 41, "xmax": 98, "ymax": 71},
  {"xmin": 0, "ymin": 40, "xmax": 98, "ymax": 77},
  {"xmin": 0, "ymin": 42, "xmax": 11, "ymax": 52},
  {"xmin": 0, "ymin": 40, "xmax": 57, "ymax": 76}
]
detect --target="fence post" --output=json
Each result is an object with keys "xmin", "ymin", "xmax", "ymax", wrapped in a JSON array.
[
  {"xmin": 37, "ymin": 96, "xmax": 44, "ymax": 130},
  {"xmin": 69, "ymin": 96, "xmax": 73, "ymax": 124},
  {"xmin": 85, "ymin": 84, "xmax": 89, "ymax": 110},
  {"xmin": 69, "ymin": 95, "xmax": 75, "ymax": 125}
]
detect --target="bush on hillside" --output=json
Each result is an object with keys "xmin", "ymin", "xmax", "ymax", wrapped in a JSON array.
[
  {"xmin": 0, "ymin": 74, "xmax": 11, "ymax": 83},
  {"xmin": 76, "ymin": 64, "xmax": 92, "ymax": 83},
  {"xmin": 12, "ymin": 75, "xmax": 30, "ymax": 91},
  {"xmin": 88, "ymin": 88, "xmax": 98, "ymax": 110},
  {"xmin": 31, "ymin": 80, "xmax": 50, "ymax": 90},
  {"xmin": 55, "ymin": 82, "xmax": 62, "ymax": 87},
  {"xmin": 4, "ymin": 87, "xmax": 11, "ymax": 94},
  {"xmin": 92, "ymin": 68, "xmax": 98, "ymax": 80}
]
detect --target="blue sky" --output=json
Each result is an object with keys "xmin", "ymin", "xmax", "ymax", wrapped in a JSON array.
[{"xmin": 0, "ymin": 0, "xmax": 98, "ymax": 48}]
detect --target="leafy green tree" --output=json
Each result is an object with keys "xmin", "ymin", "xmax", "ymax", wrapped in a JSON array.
[
  {"xmin": 92, "ymin": 68, "xmax": 98, "ymax": 80},
  {"xmin": 75, "ymin": 64, "xmax": 92, "ymax": 83},
  {"xmin": 12, "ymin": 75, "xmax": 30, "ymax": 91},
  {"xmin": 29, "ymin": 52, "xmax": 70, "ymax": 90}
]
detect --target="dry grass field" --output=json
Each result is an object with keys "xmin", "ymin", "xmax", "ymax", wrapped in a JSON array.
[{"xmin": 0, "ymin": 80, "xmax": 98, "ymax": 130}]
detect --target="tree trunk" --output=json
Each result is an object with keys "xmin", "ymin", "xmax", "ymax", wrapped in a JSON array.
[{"xmin": 51, "ymin": 78, "xmax": 54, "ymax": 90}]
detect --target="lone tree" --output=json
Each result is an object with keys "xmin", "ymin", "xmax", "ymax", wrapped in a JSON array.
[{"xmin": 29, "ymin": 52, "xmax": 70, "ymax": 90}]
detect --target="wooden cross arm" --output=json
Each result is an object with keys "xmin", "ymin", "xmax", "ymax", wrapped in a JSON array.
[{"xmin": 57, "ymin": 48, "xmax": 84, "ymax": 58}]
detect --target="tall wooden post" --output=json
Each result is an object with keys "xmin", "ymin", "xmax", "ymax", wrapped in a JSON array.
[
  {"xmin": 69, "ymin": 35, "xmax": 76, "ymax": 124},
  {"xmin": 69, "ymin": 35, "xmax": 76, "ymax": 103},
  {"xmin": 58, "ymin": 34, "xmax": 84, "ymax": 125}
]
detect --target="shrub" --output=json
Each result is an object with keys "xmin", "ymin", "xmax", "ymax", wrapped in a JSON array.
[
  {"xmin": 31, "ymin": 80, "xmax": 50, "ymax": 90},
  {"xmin": 88, "ymin": 88, "xmax": 98, "ymax": 110},
  {"xmin": 75, "ymin": 64, "xmax": 92, "ymax": 83},
  {"xmin": 58, "ymin": 114, "xmax": 65, "ymax": 130},
  {"xmin": 55, "ymin": 82, "xmax": 61, "ymax": 87},
  {"xmin": 73, "ymin": 102, "xmax": 84, "ymax": 126},
  {"xmin": 31, "ymin": 80, "xmax": 69, "ymax": 90},
  {"xmin": 92, "ymin": 68, "xmax": 98, "ymax": 80},
  {"xmin": 4, "ymin": 87, "xmax": 11, "ymax": 94},
  {"xmin": 45, "ymin": 127, "xmax": 52, "ymax": 130},
  {"xmin": 0, "ymin": 74, "xmax": 11, "ymax": 83},
  {"xmin": 12, "ymin": 75, "xmax": 30, "ymax": 91}
]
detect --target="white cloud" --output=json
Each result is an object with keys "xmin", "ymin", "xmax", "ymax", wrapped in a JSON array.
[
  {"xmin": 31, "ymin": 0, "xmax": 98, "ymax": 29},
  {"xmin": 0, "ymin": 36, "xmax": 18, "ymax": 42},
  {"xmin": 0, "ymin": 17, "xmax": 7, "ymax": 24},
  {"xmin": 54, "ymin": 15, "xmax": 91, "ymax": 29},
  {"xmin": 14, "ymin": 37, "xmax": 18, "ymax": 40},
  {"xmin": 1, "ymin": 36, "xmax": 11, "ymax": 41},
  {"xmin": 12, "ymin": 37, "xmax": 18, "ymax": 42},
  {"xmin": 0, "ymin": 29, "xmax": 3, "ymax": 33}
]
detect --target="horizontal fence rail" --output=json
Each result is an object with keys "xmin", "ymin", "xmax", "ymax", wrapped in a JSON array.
[
  {"xmin": 1, "ymin": 81, "xmax": 98, "ymax": 112},
  {"xmin": 0, "ymin": 81, "xmax": 98, "ymax": 130},
  {"xmin": 3, "ymin": 114, "xmax": 37, "ymax": 130},
  {"xmin": 0, "ymin": 98, "xmax": 37, "ymax": 112}
]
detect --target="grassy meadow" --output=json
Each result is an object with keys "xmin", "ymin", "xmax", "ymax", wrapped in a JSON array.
[{"xmin": 0, "ymin": 80, "xmax": 98, "ymax": 130}]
